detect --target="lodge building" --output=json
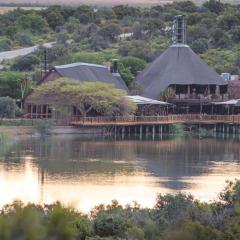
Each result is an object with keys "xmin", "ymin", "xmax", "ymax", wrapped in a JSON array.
[
  {"xmin": 25, "ymin": 15, "xmax": 231, "ymax": 119},
  {"xmin": 136, "ymin": 15, "xmax": 228, "ymax": 114},
  {"xmin": 24, "ymin": 62, "xmax": 128, "ymax": 119}
]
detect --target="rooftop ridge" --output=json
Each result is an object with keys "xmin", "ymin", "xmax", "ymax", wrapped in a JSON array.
[
  {"xmin": 55, "ymin": 62, "xmax": 107, "ymax": 69},
  {"xmin": 171, "ymin": 44, "xmax": 189, "ymax": 48}
]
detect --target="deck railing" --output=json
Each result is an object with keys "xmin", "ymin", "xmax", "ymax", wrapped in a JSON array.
[{"xmin": 71, "ymin": 114, "xmax": 240, "ymax": 125}]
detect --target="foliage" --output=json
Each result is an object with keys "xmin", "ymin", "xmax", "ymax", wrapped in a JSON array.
[
  {"xmin": 0, "ymin": 97, "xmax": 16, "ymax": 119},
  {"xmin": 31, "ymin": 79, "xmax": 136, "ymax": 117},
  {"xmin": 11, "ymin": 54, "xmax": 40, "ymax": 71},
  {"xmin": 15, "ymin": 32, "xmax": 34, "ymax": 47},
  {"xmin": 120, "ymin": 56, "xmax": 147, "ymax": 76},
  {"xmin": 16, "ymin": 13, "xmax": 49, "ymax": 35},
  {"xmin": 2, "ymin": 1, "xmax": 240, "ymax": 100},
  {"xmin": 0, "ymin": 37, "xmax": 12, "ymax": 51},
  {"xmin": 0, "ymin": 71, "xmax": 25, "ymax": 99}
]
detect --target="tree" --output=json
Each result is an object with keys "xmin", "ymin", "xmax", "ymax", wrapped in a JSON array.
[
  {"xmin": 0, "ymin": 71, "xmax": 24, "ymax": 99},
  {"xmin": 210, "ymin": 28, "xmax": 231, "ymax": 49},
  {"xmin": 218, "ymin": 14, "xmax": 240, "ymax": 31},
  {"xmin": 56, "ymin": 31, "xmax": 69, "ymax": 45},
  {"xmin": 16, "ymin": 14, "xmax": 49, "ymax": 35},
  {"xmin": 187, "ymin": 25, "xmax": 209, "ymax": 44},
  {"xmin": 191, "ymin": 38, "xmax": 208, "ymax": 54},
  {"xmin": 0, "ymin": 97, "xmax": 16, "ymax": 120},
  {"xmin": 65, "ymin": 17, "xmax": 80, "ymax": 34},
  {"xmin": 97, "ymin": 24, "xmax": 122, "ymax": 42},
  {"xmin": 203, "ymin": 0, "xmax": 224, "ymax": 14},
  {"xmin": 11, "ymin": 55, "xmax": 40, "ymax": 71},
  {"xmin": 230, "ymin": 27, "xmax": 240, "ymax": 43},
  {"xmin": 31, "ymin": 79, "xmax": 136, "ymax": 117},
  {"xmin": 120, "ymin": 56, "xmax": 147, "ymax": 76},
  {"xmin": 15, "ymin": 32, "xmax": 34, "ymax": 47},
  {"xmin": 44, "ymin": 8, "xmax": 64, "ymax": 30},
  {"xmin": 18, "ymin": 74, "xmax": 32, "ymax": 109},
  {"xmin": 0, "ymin": 37, "xmax": 12, "ymax": 51}
]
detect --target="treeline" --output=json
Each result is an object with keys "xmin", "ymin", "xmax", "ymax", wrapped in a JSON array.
[
  {"xmin": 1, "ymin": 0, "xmax": 240, "ymax": 100},
  {"xmin": 0, "ymin": 179, "xmax": 240, "ymax": 240}
]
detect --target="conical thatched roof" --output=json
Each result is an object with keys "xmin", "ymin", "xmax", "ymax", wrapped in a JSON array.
[{"xmin": 136, "ymin": 44, "xmax": 227, "ymax": 99}]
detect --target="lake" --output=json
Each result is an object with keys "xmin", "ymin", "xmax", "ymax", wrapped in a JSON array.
[{"xmin": 0, "ymin": 135, "xmax": 240, "ymax": 212}]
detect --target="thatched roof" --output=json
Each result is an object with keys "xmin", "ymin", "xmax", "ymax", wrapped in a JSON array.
[
  {"xmin": 54, "ymin": 63, "xmax": 128, "ymax": 91},
  {"xmin": 136, "ymin": 44, "xmax": 227, "ymax": 99}
]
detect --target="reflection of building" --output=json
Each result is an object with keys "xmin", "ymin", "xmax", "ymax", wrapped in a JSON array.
[
  {"xmin": 136, "ymin": 15, "xmax": 228, "ymax": 113},
  {"xmin": 24, "ymin": 62, "xmax": 128, "ymax": 119}
]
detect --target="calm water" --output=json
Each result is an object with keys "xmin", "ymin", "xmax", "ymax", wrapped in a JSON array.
[{"xmin": 0, "ymin": 135, "xmax": 240, "ymax": 212}]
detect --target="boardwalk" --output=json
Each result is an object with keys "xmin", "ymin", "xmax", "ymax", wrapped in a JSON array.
[{"xmin": 71, "ymin": 114, "xmax": 240, "ymax": 127}]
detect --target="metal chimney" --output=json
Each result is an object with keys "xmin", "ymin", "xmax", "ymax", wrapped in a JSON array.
[
  {"xmin": 172, "ymin": 15, "xmax": 186, "ymax": 45},
  {"xmin": 111, "ymin": 59, "xmax": 119, "ymax": 74}
]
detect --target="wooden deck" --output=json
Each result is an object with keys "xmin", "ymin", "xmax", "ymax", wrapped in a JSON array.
[{"xmin": 70, "ymin": 115, "xmax": 240, "ymax": 127}]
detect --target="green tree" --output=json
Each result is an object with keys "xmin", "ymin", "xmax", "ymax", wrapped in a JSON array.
[
  {"xmin": 65, "ymin": 17, "xmax": 80, "ymax": 34},
  {"xmin": 0, "ymin": 71, "xmax": 24, "ymax": 99},
  {"xmin": 11, "ymin": 54, "xmax": 40, "ymax": 71},
  {"xmin": 94, "ymin": 213, "xmax": 128, "ymax": 238},
  {"xmin": 120, "ymin": 56, "xmax": 147, "ymax": 76},
  {"xmin": 210, "ymin": 28, "xmax": 231, "ymax": 49},
  {"xmin": 0, "ymin": 37, "xmax": 12, "ymax": 51},
  {"xmin": 0, "ymin": 97, "xmax": 16, "ymax": 119},
  {"xmin": 16, "ymin": 13, "xmax": 49, "ymax": 35},
  {"xmin": 46, "ymin": 203, "xmax": 79, "ymax": 240},
  {"xmin": 218, "ymin": 14, "xmax": 240, "ymax": 31},
  {"xmin": 15, "ymin": 32, "xmax": 34, "ymax": 47},
  {"xmin": 191, "ymin": 38, "xmax": 208, "ymax": 54},
  {"xmin": 57, "ymin": 30, "xmax": 69, "ymax": 44},
  {"xmin": 203, "ymin": 0, "xmax": 224, "ymax": 14},
  {"xmin": 31, "ymin": 79, "xmax": 136, "ymax": 117},
  {"xmin": 98, "ymin": 24, "xmax": 122, "ymax": 42},
  {"xmin": 163, "ymin": 221, "xmax": 221, "ymax": 240},
  {"xmin": 44, "ymin": 8, "xmax": 64, "ymax": 30}
]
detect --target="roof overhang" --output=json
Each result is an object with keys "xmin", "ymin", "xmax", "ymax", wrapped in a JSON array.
[{"xmin": 126, "ymin": 95, "xmax": 171, "ymax": 105}]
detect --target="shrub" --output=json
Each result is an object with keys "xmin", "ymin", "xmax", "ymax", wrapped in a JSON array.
[
  {"xmin": 15, "ymin": 32, "xmax": 34, "ymax": 47},
  {"xmin": 11, "ymin": 55, "xmax": 40, "ymax": 71},
  {"xmin": 0, "ymin": 37, "xmax": 12, "ymax": 51},
  {"xmin": 0, "ymin": 97, "xmax": 16, "ymax": 120},
  {"xmin": 94, "ymin": 213, "xmax": 128, "ymax": 238}
]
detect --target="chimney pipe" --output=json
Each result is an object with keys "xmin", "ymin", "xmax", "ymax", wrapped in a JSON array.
[
  {"xmin": 172, "ymin": 15, "xmax": 186, "ymax": 45},
  {"xmin": 111, "ymin": 59, "xmax": 119, "ymax": 74}
]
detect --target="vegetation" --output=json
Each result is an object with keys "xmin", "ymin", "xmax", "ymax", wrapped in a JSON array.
[
  {"xmin": 0, "ymin": 97, "xmax": 16, "ymax": 120},
  {"xmin": 0, "ymin": 179, "xmax": 240, "ymax": 239},
  {"xmin": 31, "ymin": 79, "xmax": 136, "ymax": 117},
  {"xmin": 0, "ymin": 1, "xmax": 240, "ymax": 102}
]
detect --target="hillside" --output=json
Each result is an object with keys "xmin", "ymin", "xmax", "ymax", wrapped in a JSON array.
[{"xmin": 0, "ymin": 0, "xmax": 240, "ymax": 100}]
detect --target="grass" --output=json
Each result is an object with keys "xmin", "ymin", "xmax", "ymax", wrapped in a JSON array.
[{"xmin": 0, "ymin": 119, "xmax": 45, "ymax": 126}]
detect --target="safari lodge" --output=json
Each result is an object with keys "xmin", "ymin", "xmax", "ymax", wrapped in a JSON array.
[{"xmin": 24, "ymin": 15, "xmax": 240, "ymax": 124}]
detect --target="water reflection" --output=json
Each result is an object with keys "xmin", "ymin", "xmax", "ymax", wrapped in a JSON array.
[{"xmin": 0, "ymin": 135, "xmax": 240, "ymax": 211}]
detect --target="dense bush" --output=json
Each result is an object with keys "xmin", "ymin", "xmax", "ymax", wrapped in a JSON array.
[
  {"xmin": 0, "ymin": 72, "xmax": 24, "ymax": 99},
  {"xmin": 0, "ymin": 180, "xmax": 240, "ymax": 240},
  {"xmin": 0, "ymin": 97, "xmax": 16, "ymax": 119},
  {"xmin": 11, "ymin": 55, "xmax": 40, "ymax": 71},
  {"xmin": 0, "ymin": 37, "xmax": 12, "ymax": 51}
]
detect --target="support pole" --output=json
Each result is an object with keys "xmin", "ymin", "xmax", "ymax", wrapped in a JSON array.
[
  {"xmin": 152, "ymin": 125, "xmax": 155, "ymax": 140},
  {"xmin": 140, "ymin": 125, "xmax": 143, "ymax": 140}
]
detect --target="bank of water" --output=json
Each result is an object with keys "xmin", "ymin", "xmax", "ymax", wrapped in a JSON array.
[{"xmin": 0, "ymin": 134, "xmax": 240, "ymax": 212}]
